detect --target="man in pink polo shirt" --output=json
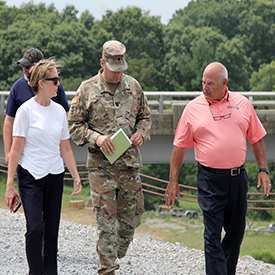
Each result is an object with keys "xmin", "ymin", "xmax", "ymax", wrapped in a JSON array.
[{"xmin": 165, "ymin": 62, "xmax": 271, "ymax": 275}]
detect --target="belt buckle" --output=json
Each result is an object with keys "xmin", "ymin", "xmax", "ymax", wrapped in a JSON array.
[{"xmin": 231, "ymin": 168, "xmax": 240, "ymax": 176}]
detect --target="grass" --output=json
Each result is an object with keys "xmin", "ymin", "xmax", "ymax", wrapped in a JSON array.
[
  {"xmin": 61, "ymin": 185, "xmax": 275, "ymax": 260},
  {"xmin": 1, "ymin": 183, "xmax": 275, "ymax": 263},
  {"xmin": 241, "ymin": 230, "xmax": 275, "ymax": 257}
]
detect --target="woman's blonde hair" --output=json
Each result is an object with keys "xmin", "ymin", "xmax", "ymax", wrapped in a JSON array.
[{"xmin": 28, "ymin": 58, "xmax": 60, "ymax": 94}]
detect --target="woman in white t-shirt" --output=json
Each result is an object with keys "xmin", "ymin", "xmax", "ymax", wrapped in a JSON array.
[{"xmin": 4, "ymin": 58, "xmax": 82, "ymax": 275}]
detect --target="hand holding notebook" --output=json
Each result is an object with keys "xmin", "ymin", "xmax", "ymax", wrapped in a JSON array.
[{"xmin": 100, "ymin": 129, "xmax": 132, "ymax": 164}]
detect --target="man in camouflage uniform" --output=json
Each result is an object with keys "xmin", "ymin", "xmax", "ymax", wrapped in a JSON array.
[{"xmin": 68, "ymin": 40, "xmax": 151, "ymax": 275}]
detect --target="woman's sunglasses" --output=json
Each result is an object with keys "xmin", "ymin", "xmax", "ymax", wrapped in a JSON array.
[{"xmin": 44, "ymin": 77, "xmax": 60, "ymax": 85}]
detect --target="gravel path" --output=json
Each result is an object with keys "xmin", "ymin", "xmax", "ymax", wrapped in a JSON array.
[{"xmin": 1, "ymin": 208, "xmax": 275, "ymax": 275}]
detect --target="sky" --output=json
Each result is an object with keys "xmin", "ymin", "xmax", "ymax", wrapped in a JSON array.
[{"xmin": 6, "ymin": 0, "xmax": 191, "ymax": 24}]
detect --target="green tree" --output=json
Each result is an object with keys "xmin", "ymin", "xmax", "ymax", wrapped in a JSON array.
[
  {"xmin": 80, "ymin": 10, "xmax": 95, "ymax": 31},
  {"xmin": 0, "ymin": 2, "xmax": 98, "ymax": 91},
  {"xmin": 0, "ymin": 2, "xmax": 20, "ymax": 30},
  {"xmin": 170, "ymin": 0, "xmax": 240, "ymax": 39},
  {"xmin": 236, "ymin": 0, "xmax": 275, "ymax": 70},
  {"xmin": 163, "ymin": 25, "xmax": 252, "ymax": 91},
  {"xmin": 91, "ymin": 6, "xmax": 165, "ymax": 90},
  {"xmin": 61, "ymin": 5, "xmax": 78, "ymax": 23},
  {"xmin": 215, "ymin": 37, "xmax": 252, "ymax": 91},
  {"xmin": 250, "ymin": 61, "xmax": 275, "ymax": 91},
  {"xmin": 170, "ymin": 0, "xmax": 275, "ymax": 75}
]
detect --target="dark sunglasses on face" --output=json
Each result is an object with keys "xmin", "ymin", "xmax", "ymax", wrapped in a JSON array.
[
  {"xmin": 44, "ymin": 77, "xmax": 60, "ymax": 85},
  {"xmin": 21, "ymin": 64, "xmax": 32, "ymax": 70}
]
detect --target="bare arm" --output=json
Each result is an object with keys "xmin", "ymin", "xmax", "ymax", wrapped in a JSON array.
[
  {"xmin": 251, "ymin": 139, "xmax": 271, "ymax": 196},
  {"xmin": 3, "ymin": 115, "xmax": 15, "ymax": 164},
  {"xmin": 4, "ymin": 136, "xmax": 25, "ymax": 211},
  {"xmin": 60, "ymin": 139, "xmax": 82, "ymax": 196},
  {"xmin": 165, "ymin": 146, "xmax": 187, "ymax": 207}
]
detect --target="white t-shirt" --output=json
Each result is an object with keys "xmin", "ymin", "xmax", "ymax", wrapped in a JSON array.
[{"xmin": 13, "ymin": 97, "xmax": 70, "ymax": 179}]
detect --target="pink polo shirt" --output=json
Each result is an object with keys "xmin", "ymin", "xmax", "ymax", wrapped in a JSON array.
[{"xmin": 174, "ymin": 89, "xmax": 267, "ymax": 168}]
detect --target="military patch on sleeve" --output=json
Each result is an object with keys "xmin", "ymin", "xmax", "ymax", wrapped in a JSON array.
[
  {"xmin": 71, "ymin": 96, "xmax": 78, "ymax": 105},
  {"xmin": 70, "ymin": 105, "xmax": 76, "ymax": 116}
]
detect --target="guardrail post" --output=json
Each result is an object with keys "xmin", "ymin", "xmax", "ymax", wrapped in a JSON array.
[
  {"xmin": 0, "ymin": 94, "xmax": 5, "ymax": 115},
  {"xmin": 158, "ymin": 94, "xmax": 163, "ymax": 113}
]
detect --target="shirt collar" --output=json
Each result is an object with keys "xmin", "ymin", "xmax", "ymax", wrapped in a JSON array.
[
  {"xmin": 206, "ymin": 87, "xmax": 229, "ymax": 105},
  {"xmin": 97, "ymin": 69, "xmax": 121, "ymax": 94}
]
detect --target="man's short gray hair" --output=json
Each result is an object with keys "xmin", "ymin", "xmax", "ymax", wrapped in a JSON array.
[{"xmin": 218, "ymin": 66, "xmax": 228, "ymax": 83}]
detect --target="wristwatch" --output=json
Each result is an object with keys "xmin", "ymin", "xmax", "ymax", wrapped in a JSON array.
[{"xmin": 259, "ymin": 168, "xmax": 269, "ymax": 174}]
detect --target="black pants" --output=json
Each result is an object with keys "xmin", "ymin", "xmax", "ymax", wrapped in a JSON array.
[
  {"xmin": 197, "ymin": 166, "xmax": 248, "ymax": 275},
  {"xmin": 17, "ymin": 165, "xmax": 64, "ymax": 275}
]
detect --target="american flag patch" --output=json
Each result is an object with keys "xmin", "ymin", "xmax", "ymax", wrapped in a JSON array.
[{"xmin": 71, "ymin": 96, "xmax": 78, "ymax": 105}]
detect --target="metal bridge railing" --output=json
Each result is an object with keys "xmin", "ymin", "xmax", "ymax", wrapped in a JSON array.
[
  {"xmin": 1, "ymin": 91, "xmax": 275, "ymax": 114},
  {"xmin": 144, "ymin": 91, "xmax": 275, "ymax": 113}
]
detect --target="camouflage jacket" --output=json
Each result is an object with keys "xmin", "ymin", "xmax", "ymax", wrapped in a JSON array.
[{"xmin": 68, "ymin": 69, "xmax": 152, "ymax": 169}]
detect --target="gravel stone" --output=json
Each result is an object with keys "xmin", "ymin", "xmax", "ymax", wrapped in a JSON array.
[{"xmin": 1, "ymin": 208, "xmax": 275, "ymax": 274}]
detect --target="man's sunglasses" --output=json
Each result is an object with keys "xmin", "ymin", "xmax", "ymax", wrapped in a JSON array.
[
  {"xmin": 21, "ymin": 64, "xmax": 32, "ymax": 70},
  {"xmin": 44, "ymin": 77, "xmax": 60, "ymax": 85}
]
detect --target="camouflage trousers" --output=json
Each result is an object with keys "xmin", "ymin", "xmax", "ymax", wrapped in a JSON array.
[{"xmin": 89, "ymin": 166, "xmax": 144, "ymax": 273}]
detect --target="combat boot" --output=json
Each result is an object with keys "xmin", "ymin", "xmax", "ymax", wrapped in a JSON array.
[{"xmin": 98, "ymin": 264, "xmax": 119, "ymax": 275}]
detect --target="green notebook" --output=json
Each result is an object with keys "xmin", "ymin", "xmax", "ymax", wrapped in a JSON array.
[{"xmin": 101, "ymin": 128, "xmax": 132, "ymax": 164}]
